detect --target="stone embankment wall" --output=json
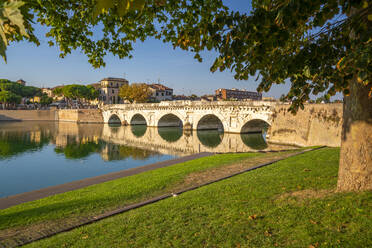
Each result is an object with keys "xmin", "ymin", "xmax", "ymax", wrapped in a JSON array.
[
  {"xmin": 268, "ymin": 103, "xmax": 343, "ymax": 147},
  {"xmin": 0, "ymin": 110, "xmax": 57, "ymax": 121},
  {"xmin": 0, "ymin": 109, "xmax": 103, "ymax": 123},
  {"xmin": 58, "ymin": 109, "xmax": 103, "ymax": 123}
]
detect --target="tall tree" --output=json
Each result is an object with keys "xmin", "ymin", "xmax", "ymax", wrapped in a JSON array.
[
  {"xmin": 119, "ymin": 83, "xmax": 151, "ymax": 103},
  {"xmin": 1, "ymin": 0, "xmax": 371, "ymax": 191},
  {"xmin": 0, "ymin": 90, "xmax": 21, "ymax": 108}
]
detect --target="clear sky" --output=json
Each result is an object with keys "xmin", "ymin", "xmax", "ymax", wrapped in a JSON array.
[{"xmin": 0, "ymin": 0, "xmax": 337, "ymax": 100}]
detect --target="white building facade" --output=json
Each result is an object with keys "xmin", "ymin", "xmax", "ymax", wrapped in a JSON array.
[{"xmin": 98, "ymin": 77, "xmax": 129, "ymax": 104}]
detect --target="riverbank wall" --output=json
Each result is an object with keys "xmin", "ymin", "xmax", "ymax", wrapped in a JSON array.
[
  {"xmin": 58, "ymin": 109, "xmax": 103, "ymax": 123},
  {"xmin": 0, "ymin": 110, "xmax": 58, "ymax": 121},
  {"xmin": 267, "ymin": 103, "xmax": 343, "ymax": 147},
  {"xmin": 0, "ymin": 109, "xmax": 103, "ymax": 123}
]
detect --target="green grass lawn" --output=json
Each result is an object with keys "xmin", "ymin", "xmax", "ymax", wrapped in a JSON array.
[
  {"xmin": 23, "ymin": 148, "xmax": 372, "ymax": 247},
  {"xmin": 0, "ymin": 152, "xmax": 275, "ymax": 232}
]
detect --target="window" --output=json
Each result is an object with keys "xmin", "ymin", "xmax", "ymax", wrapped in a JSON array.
[
  {"xmin": 156, "ymin": 92, "xmax": 159, "ymax": 96},
  {"xmin": 162, "ymin": 93, "xmax": 164, "ymax": 96},
  {"xmin": 112, "ymin": 89, "xmax": 114, "ymax": 94}
]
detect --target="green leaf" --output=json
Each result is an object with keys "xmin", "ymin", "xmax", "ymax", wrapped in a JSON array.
[
  {"xmin": 117, "ymin": 0, "xmax": 130, "ymax": 16},
  {"xmin": 131, "ymin": 0, "xmax": 146, "ymax": 11},
  {"xmin": 0, "ymin": 37, "xmax": 7, "ymax": 62},
  {"xmin": 93, "ymin": 0, "xmax": 115, "ymax": 19}
]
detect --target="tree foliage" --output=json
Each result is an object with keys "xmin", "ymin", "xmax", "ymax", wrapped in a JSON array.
[
  {"xmin": 0, "ymin": 79, "xmax": 41, "ymax": 97},
  {"xmin": 119, "ymin": 83, "xmax": 151, "ymax": 103},
  {"xmin": 0, "ymin": 90, "xmax": 21, "ymax": 104},
  {"xmin": 2, "ymin": 0, "xmax": 370, "ymax": 112},
  {"xmin": 60, "ymin": 84, "xmax": 99, "ymax": 101},
  {"xmin": 40, "ymin": 93, "xmax": 53, "ymax": 105},
  {"xmin": 0, "ymin": 0, "xmax": 31, "ymax": 62}
]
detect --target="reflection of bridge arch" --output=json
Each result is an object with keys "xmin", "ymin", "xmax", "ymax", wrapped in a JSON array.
[
  {"xmin": 240, "ymin": 133, "xmax": 268, "ymax": 150},
  {"xmin": 197, "ymin": 130, "xmax": 224, "ymax": 148},
  {"xmin": 131, "ymin": 125, "xmax": 147, "ymax": 138},
  {"xmin": 241, "ymin": 119, "xmax": 270, "ymax": 133},
  {"xmin": 130, "ymin": 114, "xmax": 147, "ymax": 125},
  {"xmin": 158, "ymin": 127, "xmax": 183, "ymax": 143},
  {"xmin": 197, "ymin": 114, "xmax": 225, "ymax": 131},
  {"xmin": 100, "ymin": 125, "xmax": 295, "ymax": 156},
  {"xmin": 108, "ymin": 114, "xmax": 122, "ymax": 124},
  {"xmin": 158, "ymin": 113, "xmax": 183, "ymax": 127}
]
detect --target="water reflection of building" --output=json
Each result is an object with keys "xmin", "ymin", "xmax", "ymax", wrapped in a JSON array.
[
  {"xmin": 30, "ymin": 131, "xmax": 41, "ymax": 143},
  {"xmin": 100, "ymin": 143, "xmax": 120, "ymax": 161}
]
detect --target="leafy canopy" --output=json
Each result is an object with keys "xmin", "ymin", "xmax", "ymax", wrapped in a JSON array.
[
  {"xmin": 119, "ymin": 83, "xmax": 151, "ymax": 103},
  {"xmin": 1, "ymin": 0, "xmax": 371, "ymax": 112},
  {"xmin": 59, "ymin": 84, "xmax": 99, "ymax": 100},
  {"xmin": 0, "ymin": 90, "xmax": 21, "ymax": 104},
  {"xmin": 0, "ymin": 79, "xmax": 41, "ymax": 98}
]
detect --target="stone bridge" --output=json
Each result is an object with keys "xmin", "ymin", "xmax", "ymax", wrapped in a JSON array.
[{"xmin": 101, "ymin": 101, "xmax": 274, "ymax": 134}]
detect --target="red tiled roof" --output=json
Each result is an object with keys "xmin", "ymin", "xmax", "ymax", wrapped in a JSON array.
[
  {"xmin": 100, "ymin": 77, "xmax": 128, "ymax": 83},
  {"xmin": 148, "ymin": 83, "xmax": 173, "ymax": 91}
]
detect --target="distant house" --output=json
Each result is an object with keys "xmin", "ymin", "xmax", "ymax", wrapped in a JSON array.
[
  {"xmin": 41, "ymin": 88, "xmax": 53, "ymax": 97},
  {"xmin": 148, "ymin": 84, "xmax": 173, "ymax": 101},
  {"xmin": 17, "ymin": 79, "xmax": 26, "ymax": 86},
  {"xmin": 201, "ymin": 95, "xmax": 216, "ymax": 101},
  {"xmin": 97, "ymin": 77, "xmax": 129, "ymax": 104},
  {"xmin": 215, "ymin": 88, "xmax": 262, "ymax": 101}
]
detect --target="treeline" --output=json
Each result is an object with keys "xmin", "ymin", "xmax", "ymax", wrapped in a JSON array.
[
  {"xmin": 52, "ymin": 84, "xmax": 99, "ymax": 102},
  {"xmin": 0, "ymin": 79, "xmax": 46, "ymax": 107}
]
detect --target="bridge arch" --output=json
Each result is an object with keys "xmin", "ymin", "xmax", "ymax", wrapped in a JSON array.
[
  {"xmin": 158, "ymin": 113, "xmax": 183, "ymax": 128},
  {"xmin": 130, "ymin": 114, "xmax": 147, "ymax": 126},
  {"xmin": 240, "ymin": 119, "xmax": 269, "ymax": 150},
  {"xmin": 108, "ymin": 114, "xmax": 122, "ymax": 124},
  {"xmin": 196, "ymin": 114, "xmax": 225, "ymax": 131},
  {"xmin": 240, "ymin": 119, "xmax": 270, "ymax": 134}
]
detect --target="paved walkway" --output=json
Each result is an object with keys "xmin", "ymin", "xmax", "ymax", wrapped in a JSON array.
[{"xmin": 0, "ymin": 152, "xmax": 213, "ymax": 210}]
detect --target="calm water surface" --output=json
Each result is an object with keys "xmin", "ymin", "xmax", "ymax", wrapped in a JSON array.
[{"xmin": 0, "ymin": 121, "xmax": 295, "ymax": 197}]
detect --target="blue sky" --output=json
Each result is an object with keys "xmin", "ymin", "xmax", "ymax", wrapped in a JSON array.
[{"xmin": 0, "ymin": 0, "xmax": 301, "ymax": 98}]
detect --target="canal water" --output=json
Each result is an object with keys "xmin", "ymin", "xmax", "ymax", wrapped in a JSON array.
[{"xmin": 0, "ymin": 122, "xmax": 295, "ymax": 197}]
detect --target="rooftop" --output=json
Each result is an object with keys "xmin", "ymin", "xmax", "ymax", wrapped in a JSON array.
[
  {"xmin": 148, "ymin": 83, "xmax": 173, "ymax": 91},
  {"xmin": 100, "ymin": 77, "xmax": 128, "ymax": 83}
]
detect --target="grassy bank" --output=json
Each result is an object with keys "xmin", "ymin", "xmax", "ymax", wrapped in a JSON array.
[
  {"xmin": 25, "ymin": 148, "xmax": 372, "ymax": 247},
  {"xmin": 0, "ymin": 151, "xmax": 298, "ymax": 235}
]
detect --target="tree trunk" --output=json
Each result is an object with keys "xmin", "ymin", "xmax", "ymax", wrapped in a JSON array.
[{"xmin": 337, "ymin": 77, "xmax": 372, "ymax": 191}]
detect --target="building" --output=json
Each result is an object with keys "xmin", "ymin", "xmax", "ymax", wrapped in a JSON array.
[
  {"xmin": 41, "ymin": 88, "xmax": 53, "ymax": 97},
  {"xmin": 148, "ymin": 84, "xmax": 173, "ymax": 101},
  {"xmin": 200, "ymin": 95, "xmax": 216, "ymax": 101},
  {"xmin": 17, "ymin": 79, "xmax": 26, "ymax": 86},
  {"xmin": 215, "ymin": 88, "xmax": 262, "ymax": 101},
  {"xmin": 97, "ymin": 77, "xmax": 129, "ymax": 104}
]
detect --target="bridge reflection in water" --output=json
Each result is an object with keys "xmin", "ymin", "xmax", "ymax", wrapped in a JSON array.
[
  {"xmin": 104, "ymin": 124, "xmax": 296, "ymax": 156},
  {"xmin": 0, "ymin": 122, "xmax": 297, "ymax": 161}
]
